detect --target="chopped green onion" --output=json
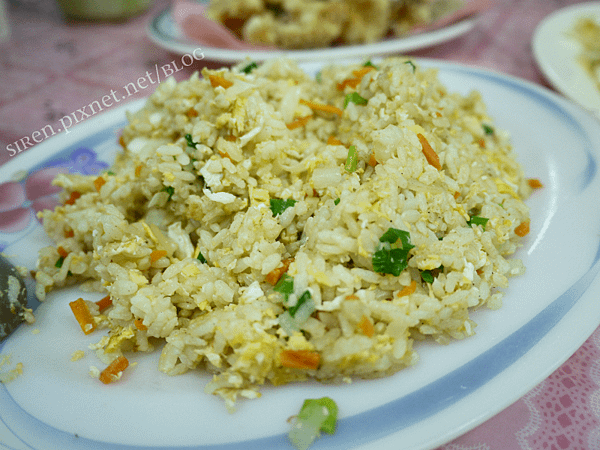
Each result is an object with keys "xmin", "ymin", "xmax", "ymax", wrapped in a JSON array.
[
  {"xmin": 344, "ymin": 92, "xmax": 368, "ymax": 109},
  {"xmin": 55, "ymin": 256, "xmax": 65, "ymax": 268},
  {"xmin": 185, "ymin": 133, "xmax": 199, "ymax": 149},
  {"xmin": 274, "ymin": 273, "xmax": 294, "ymax": 300},
  {"xmin": 467, "ymin": 216, "xmax": 489, "ymax": 231},
  {"xmin": 162, "ymin": 186, "xmax": 175, "ymax": 201},
  {"xmin": 241, "ymin": 61, "xmax": 258, "ymax": 74},
  {"xmin": 344, "ymin": 145, "xmax": 358, "ymax": 173},
  {"xmin": 197, "ymin": 252, "xmax": 207, "ymax": 264},
  {"xmin": 372, "ymin": 228, "xmax": 414, "ymax": 276},
  {"xmin": 270, "ymin": 198, "xmax": 297, "ymax": 216},
  {"xmin": 288, "ymin": 290, "xmax": 311, "ymax": 317},
  {"xmin": 105, "ymin": 170, "xmax": 116, "ymax": 175},
  {"xmin": 288, "ymin": 397, "xmax": 339, "ymax": 450},
  {"xmin": 315, "ymin": 71, "xmax": 322, "ymax": 83},
  {"xmin": 334, "ymin": 198, "xmax": 340, "ymax": 205},
  {"xmin": 482, "ymin": 124, "xmax": 494, "ymax": 135},
  {"xmin": 404, "ymin": 60, "xmax": 416, "ymax": 72},
  {"xmin": 363, "ymin": 60, "xmax": 379, "ymax": 70}
]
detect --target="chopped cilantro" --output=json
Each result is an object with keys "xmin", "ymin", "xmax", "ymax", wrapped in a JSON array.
[
  {"xmin": 289, "ymin": 397, "xmax": 339, "ymax": 450},
  {"xmin": 315, "ymin": 71, "xmax": 322, "ymax": 83},
  {"xmin": 420, "ymin": 270, "xmax": 434, "ymax": 283},
  {"xmin": 482, "ymin": 124, "xmax": 494, "ymax": 135},
  {"xmin": 274, "ymin": 273, "xmax": 294, "ymax": 300},
  {"xmin": 467, "ymin": 216, "xmax": 489, "ymax": 231},
  {"xmin": 185, "ymin": 133, "xmax": 199, "ymax": 149},
  {"xmin": 197, "ymin": 252, "xmax": 207, "ymax": 264},
  {"xmin": 270, "ymin": 198, "xmax": 297, "ymax": 216},
  {"xmin": 363, "ymin": 60, "xmax": 379, "ymax": 70},
  {"xmin": 404, "ymin": 60, "xmax": 416, "ymax": 72},
  {"xmin": 288, "ymin": 290, "xmax": 312, "ymax": 317},
  {"xmin": 161, "ymin": 186, "xmax": 175, "ymax": 201},
  {"xmin": 344, "ymin": 145, "xmax": 358, "ymax": 173},
  {"xmin": 105, "ymin": 170, "xmax": 116, "ymax": 176},
  {"xmin": 334, "ymin": 198, "xmax": 340, "ymax": 205},
  {"xmin": 55, "ymin": 256, "xmax": 64, "ymax": 268},
  {"xmin": 242, "ymin": 61, "xmax": 258, "ymax": 74},
  {"xmin": 344, "ymin": 92, "xmax": 368, "ymax": 109},
  {"xmin": 372, "ymin": 228, "xmax": 414, "ymax": 276}
]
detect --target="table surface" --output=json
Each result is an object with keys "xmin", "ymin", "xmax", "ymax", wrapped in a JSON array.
[{"xmin": 1, "ymin": 1, "xmax": 600, "ymax": 449}]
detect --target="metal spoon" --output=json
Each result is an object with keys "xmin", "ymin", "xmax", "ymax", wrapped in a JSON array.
[{"xmin": 0, "ymin": 255, "xmax": 29, "ymax": 342}]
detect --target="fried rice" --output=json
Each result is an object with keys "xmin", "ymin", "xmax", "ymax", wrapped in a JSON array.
[{"xmin": 34, "ymin": 57, "xmax": 531, "ymax": 409}]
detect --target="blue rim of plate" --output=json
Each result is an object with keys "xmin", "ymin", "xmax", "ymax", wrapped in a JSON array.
[
  {"xmin": 1, "ymin": 61, "xmax": 600, "ymax": 450},
  {"xmin": 146, "ymin": 6, "xmax": 476, "ymax": 63}
]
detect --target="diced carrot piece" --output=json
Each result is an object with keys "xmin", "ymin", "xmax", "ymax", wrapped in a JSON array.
[
  {"xmin": 280, "ymin": 350, "xmax": 320, "ymax": 370},
  {"xmin": 478, "ymin": 138, "xmax": 486, "ymax": 148},
  {"xmin": 327, "ymin": 136, "xmax": 344, "ymax": 146},
  {"xmin": 286, "ymin": 115, "xmax": 312, "ymax": 130},
  {"xmin": 299, "ymin": 99, "xmax": 343, "ymax": 116},
  {"xmin": 515, "ymin": 221, "xmax": 530, "ymax": 237},
  {"xmin": 265, "ymin": 258, "xmax": 293, "ymax": 285},
  {"xmin": 69, "ymin": 298, "xmax": 96, "ymax": 335},
  {"xmin": 417, "ymin": 133, "xmax": 442, "ymax": 170},
  {"xmin": 208, "ymin": 74, "xmax": 233, "ymax": 89},
  {"xmin": 134, "ymin": 318, "xmax": 147, "ymax": 330},
  {"xmin": 64, "ymin": 229, "xmax": 74, "ymax": 238},
  {"xmin": 345, "ymin": 294, "xmax": 359, "ymax": 300},
  {"xmin": 225, "ymin": 135, "xmax": 237, "ymax": 142},
  {"xmin": 218, "ymin": 150, "xmax": 232, "ymax": 160},
  {"xmin": 150, "ymin": 250, "xmax": 167, "ymax": 263},
  {"xmin": 119, "ymin": 135, "xmax": 126, "ymax": 148},
  {"xmin": 397, "ymin": 280, "xmax": 417, "ymax": 297},
  {"xmin": 368, "ymin": 153, "xmax": 377, "ymax": 167},
  {"xmin": 65, "ymin": 191, "xmax": 81, "ymax": 205},
  {"xmin": 95, "ymin": 295, "xmax": 112, "ymax": 312},
  {"xmin": 57, "ymin": 246, "xmax": 69, "ymax": 258},
  {"xmin": 135, "ymin": 164, "xmax": 143, "ymax": 177},
  {"xmin": 99, "ymin": 356, "xmax": 129, "ymax": 384},
  {"xmin": 94, "ymin": 176, "xmax": 106, "ymax": 192},
  {"xmin": 358, "ymin": 315, "xmax": 374, "ymax": 337},
  {"xmin": 527, "ymin": 178, "xmax": 543, "ymax": 189},
  {"xmin": 453, "ymin": 191, "xmax": 460, "ymax": 200},
  {"xmin": 336, "ymin": 78, "xmax": 361, "ymax": 91},
  {"xmin": 186, "ymin": 108, "xmax": 198, "ymax": 117}
]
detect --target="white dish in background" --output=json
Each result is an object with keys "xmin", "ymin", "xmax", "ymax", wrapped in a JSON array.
[
  {"xmin": 2, "ymin": 59, "xmax": 600, "ymax": 450},
  {"xmin": 146, "ymin": 5, "xmax": 476, "ymax": 63},
  {"xmin": 532, "ymin": 2, "xmax": 600, "ymax": 119}
]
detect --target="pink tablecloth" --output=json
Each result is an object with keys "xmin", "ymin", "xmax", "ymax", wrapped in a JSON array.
[{"xmin": 1, "ymin": 1, "xmax": 599, "ymax": 449}]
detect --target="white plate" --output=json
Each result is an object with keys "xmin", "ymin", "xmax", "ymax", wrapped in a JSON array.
[
  {"xmin": 532, "ymin": 2, "xmax": 600, "ymax": 119},
  {"xmin": 2, "ymin": 59, "xmax": 600, "ymax": 450},
  {"xmin": 146, "ymin": 5, "xmax": 476, "ymax": 63}
]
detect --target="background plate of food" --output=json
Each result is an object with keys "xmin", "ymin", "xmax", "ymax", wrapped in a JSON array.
[
  {"xmin": 533, "ymin": 1, "xmax": 600, "ymax": 119},
  {"xmin": 1, "ymin": 57, "xmax": 600, "ymax": 450},
  {"xmin": 147, "ymin": 0, "xmax": 491, "ymax": 62}
]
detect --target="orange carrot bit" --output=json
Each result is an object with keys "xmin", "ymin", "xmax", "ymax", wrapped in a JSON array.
[
  {"xmin": 368, "ymin": 153, "xmax": 378, "ymax": 167},
  {"xmin": 208, "ymin": 74, "xmax": 233, "ymax": 89},
  {"xmin": 453, "ymin": 191, "xmax": 460, "ymax": 200},
  {"xmin": 352, "ymin": 66, "xmax": 375, "ymax": 79},
  {"xmin": 118, "ymin": 135, "xmax": 126, "ymax": 148},
  {"xmin": 527, "ymin": 178, "xmax": 544, "ymax": 189},
  {"xmin": 150, "ymin": 250, "xmax": 168, "ymax": 263},
  {"xmin": 69, "ymin": 298, "xmax": 97, "ymax": 335},
  {"xmin": 134, "ymin": 318, "xmax": 148, "ymax": 331},
  {"xmin": 286, "ymin": 115, "xmax": 313, "ymax": 130},
  {"xmin": 64, "ymin": 229, "xmax": 75, "ymax": 238},
  {"xmin": 95, "ymin": 295, "xmax": 112, "ymax": 312},
  {"xmin": 514, "ymin": 220, "xmax": 530, "ymax": 237},
  {"xmin": 327, "ymin": 136, "xmax": 344, "ymax": 146},
  {"xmin": 397, "ymin": 280, "xmax": 417, "ymax": 297},
  {"xmin": 99, "ymin": 356, "xmax": 130, "ymax": 385},
  {"xmin": 135, "ymin": 164, "xmax": 143, "ymax": 177},
  {"xmin": 417, "ymin": 133, "xmax": 442, "ymax": 170},
  {"xmin": 345, "ymin": 294, "xmax": 359, "ymax": 300},
  {"xmin": 478, "ymin": 138, "xmax": 486, "ymax": 148},
  {"xmin": 358, "ymin": 315, "xmax": 375, "ymax": 337},
  {"xmin": 218, "ymin": 150, "xmax": 232, "ymax": 160},
  {"xmin": 280, "ymin": 349, "xmax": 320, "ymax": 370},
  {"xmin": 336, "ymin": 77, "xmax": 361, "ymax": 91},
  {"xmin": 57, "ymin": 246, "xmax": 69, "ymax": 258},
  {"xmin": 299, "ymin": 99, "xmax": 343, "ymax": 117},
  {"xmin": 65, "ymin": 191, "xmax": 81, "ymax": 205},
  {"xmin": 225, "ymin": 134, "xmax": 237, "ymax": 142},
  {"xmin": 186, "ymin": 108, "xmax": 198, "ymax": 117},
  {"xmin": 94, "ymin": 176, "xmax": 106, "ymax": 192},
  {"xmin": 265, "ymin": 258, "xmax": 293, "ymax": 285}
]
